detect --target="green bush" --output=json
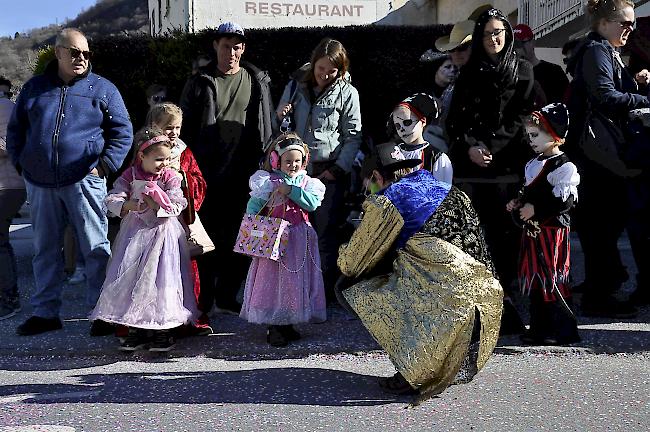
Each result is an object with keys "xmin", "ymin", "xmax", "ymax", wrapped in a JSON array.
[{"xmin": 89, "ymin": 25, "xmax": 451, "ymax": 141}]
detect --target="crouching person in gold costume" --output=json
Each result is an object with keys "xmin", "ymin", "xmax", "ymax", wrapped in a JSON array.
[{"xmin": 337, "ymin": 142, "xmax": 503, "ymax": 403}]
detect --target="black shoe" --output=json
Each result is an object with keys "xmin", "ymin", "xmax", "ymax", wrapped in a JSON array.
[
  {"xmin": 581, "ymin": 297, "xmax": 637, "ymax": 319},
  {"xmin": 500, "ymin": 299, "xmax": 525, "ymax": 336},
  {"xmin": 16, "ymin": 316, "xmax": 62, "ymax": 336},
  {"xmin": 267, "ymin": 326, "xmax": 288, "ymax": 347},
  {"xmin": 149, "ymin": 330, "xmax": 175, "ymax": 352},
  {"xmin": 90, "ymin": 319, "xmax": 116, "ymax": 336},
  {"xmin": 542, "ymin": 334, "xmax": 581, "ymax": 346},
  {"xmin": 280, "ymin": 325, "xmax": 301, "ymax": 342},
  {"xmin": 519, "ymin": 331, "xmax": 544, "ymax": 345},
  {"xmin": 118, "ymin": 328, "xmax": 148, "ymax": 352}
]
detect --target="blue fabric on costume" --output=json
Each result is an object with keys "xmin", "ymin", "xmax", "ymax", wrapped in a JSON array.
[{"xmin": 380, "ymin": 169, "xmax": 451, "ymax": 249}]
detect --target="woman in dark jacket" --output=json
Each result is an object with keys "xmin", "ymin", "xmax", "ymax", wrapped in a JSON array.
[
  {"xmin": 565, "ymin": 0, "xmax": 650, "ymax": 316},
  {"xmin": 446, "ymin": 8, "xmax": 534, "ymax": 333}
]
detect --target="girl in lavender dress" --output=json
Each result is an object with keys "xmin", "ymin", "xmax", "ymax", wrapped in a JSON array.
[
  {"xmin": 240, "ymin": 133, "xmax": 327, "ymax": 347},
  {"xmin": 90, "ymin": 126, "xmax": 197, "ymax": 352}
]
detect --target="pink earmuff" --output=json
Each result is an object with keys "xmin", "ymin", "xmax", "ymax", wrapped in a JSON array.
[{"xmin": 269, "ymin": 150, "xmax": 280, "ymax": 170}]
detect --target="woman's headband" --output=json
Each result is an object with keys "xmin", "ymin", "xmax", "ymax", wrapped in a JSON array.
[{"xmin": 139, "ymin": 135, "xmax": 170, "ymax": 152}]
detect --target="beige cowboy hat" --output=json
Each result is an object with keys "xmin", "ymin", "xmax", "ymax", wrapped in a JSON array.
[{"xmin": 435, "ymin": 20, "xmax": 475, "ymax": 52}]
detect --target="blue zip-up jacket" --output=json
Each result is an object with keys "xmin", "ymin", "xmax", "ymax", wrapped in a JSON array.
[
  {"xmin": 6, "ymin": 60, "xmax": 133, "ymax": 188},
  {"xmin": 566, "ymin": 32, "xmax": 649, "ymax": 150}
]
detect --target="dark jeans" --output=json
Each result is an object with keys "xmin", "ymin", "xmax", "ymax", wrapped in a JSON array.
[
  {"xmin": 311, "ymin": 175, "xmax": 350, "ymax": 300},
  {"xmin": 0, "ymin": 188, "xmax": 26, "ymax": 304},
  {"xmin": 574, "ymin": 167, "xmax": 628, "ymax": 302}
]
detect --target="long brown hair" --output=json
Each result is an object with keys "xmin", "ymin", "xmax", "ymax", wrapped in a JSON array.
[{"xmin": 304, "ymin": 38, "xmax": 350, "ymax": 87}]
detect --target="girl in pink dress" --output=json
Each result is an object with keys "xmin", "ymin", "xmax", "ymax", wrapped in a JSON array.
[
  {"xmin": 240, "ymin": 133, "xmax": 327, "ymax": 347},
  {"xmin": 90, "ymin": 126, "xmax": 198, "ymax": 352}
]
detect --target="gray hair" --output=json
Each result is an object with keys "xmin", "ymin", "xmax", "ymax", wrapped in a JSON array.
[{"xmin": 55, "ymin": 28, "xmax": 86, "ymax": 47}]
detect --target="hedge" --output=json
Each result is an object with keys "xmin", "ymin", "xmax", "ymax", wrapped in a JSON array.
[{"xmin": 89, "ymin": 24, "xmax": 452, "ymax": 142}]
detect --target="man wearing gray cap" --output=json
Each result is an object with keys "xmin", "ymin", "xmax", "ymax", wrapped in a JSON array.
[{"xmin": 180, "ymin": 21, "xmax": 275, "ymax": 319}]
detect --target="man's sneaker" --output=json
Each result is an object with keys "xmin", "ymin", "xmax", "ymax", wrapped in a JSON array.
[
  {"xmin": 581, "ymin": 296, "xmax": 637, "ymax": 319},
  {"xmin": 118, "ymin": 328, "xmax": 148, "ymax": 352},
  {"xmin": 67, "ymin": 267, "xmax": 86, "ymax": 285},
  {"xmin": 149, "ymin": 330, "xmax": 175, "ymax": 352},
  {"xmin": 16, "ymin": 316, "xmax": 63, "ymax": 336},
  {"xmin": 90, "ymin": 319, "xmax": 116, "ymax": 336},
  {"xmin": 0, "ymin": 302, "xmax": 21, "ymax": 321}
]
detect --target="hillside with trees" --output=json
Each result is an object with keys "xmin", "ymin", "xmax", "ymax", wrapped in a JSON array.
[{"xmin": 0, "ymin": 0, "xmax": 148, "ymax": 90}]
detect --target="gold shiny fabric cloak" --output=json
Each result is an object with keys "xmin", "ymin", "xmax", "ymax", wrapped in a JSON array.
[{"xmin": 338, "ymin": 194, "xmax": 503, "ymax": 399}]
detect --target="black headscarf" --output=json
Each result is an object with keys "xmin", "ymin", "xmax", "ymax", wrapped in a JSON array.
[{"xmin": 469, "ymin": 8, "xmax": 519, "ymax": 88}]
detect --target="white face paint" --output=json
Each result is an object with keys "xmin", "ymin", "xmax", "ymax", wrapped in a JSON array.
[
  {"xmin": 392, "ymin": 106, "xmax": 424, "ymax": 145},
  {"xmin": 525, "ymin": 125, "xmax": 555, "ymax": 155}
]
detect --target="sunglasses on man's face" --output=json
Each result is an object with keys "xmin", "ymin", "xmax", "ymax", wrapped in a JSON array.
[
  {"xmin": 62, "ymin": 46, "xmax": 91, "ymax": 60},
  {"xmin": 150, "ymin": 95, "xmax": 165, "ymax": 103}
]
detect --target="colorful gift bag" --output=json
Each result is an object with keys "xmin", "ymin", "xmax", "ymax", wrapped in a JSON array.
[{"xmin": 233, "ymin": 214, "xmax": 290, "ymax": 261}]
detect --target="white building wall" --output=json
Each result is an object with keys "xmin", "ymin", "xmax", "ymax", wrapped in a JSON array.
[
  {"xmin": 148, "ymin": 0, "xmax": 190, "ymax": 35},
  {"xmin": 149, "ymin": 0, "xmax": 408, "ymax": 34}
]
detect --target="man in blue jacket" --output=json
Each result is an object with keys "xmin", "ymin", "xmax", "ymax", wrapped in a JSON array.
[{"xmin": 7, "ymin": 28, "xmax": 133, "ymax": 336}]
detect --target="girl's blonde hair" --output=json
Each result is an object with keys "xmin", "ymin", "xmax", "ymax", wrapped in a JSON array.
[
  {"xmin": 586, "ymin": 0, "xmax": 635, "ymax": 30},
  {"xmin": 145, "ymin": 102, "xmax": 183, "ymax": 127},
  {"xmin": 132, "ymin": 126, "xmax": 173, "ymax": 164},
  {"xmin": 524, "ymin": 114, "xmax": 565, "ymax": 145}
]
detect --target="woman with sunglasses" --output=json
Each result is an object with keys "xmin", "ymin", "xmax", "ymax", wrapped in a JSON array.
[
  {"xmin": 275, "ymin": 38, "xmax": 362, "ymax": 301},
  {"xmin": 445, "ymin": 8, "xmax": 535, "ymax": 335},
  {"xmin": 565, "ymin": 0, "xmax": 650, "ymax": 316}
]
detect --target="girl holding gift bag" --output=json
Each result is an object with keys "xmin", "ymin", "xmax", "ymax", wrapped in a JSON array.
[
  {"xmin": 240, "ymin": 132, "xmax": 327, "ymax": 347},
  {"xmin": 146, "ymin": 103, "xmax": 212, "ymax": 334},
  {"xmin": 90, "ymin": 126, "xmax": 198, "ymax": 352}
]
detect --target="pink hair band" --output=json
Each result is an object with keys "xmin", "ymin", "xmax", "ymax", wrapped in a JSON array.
[{"xmin": 139, "ymin": 135, "xmax": 170, "ymax": 152}]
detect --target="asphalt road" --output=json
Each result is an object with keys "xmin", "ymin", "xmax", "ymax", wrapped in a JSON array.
[{"xmin": 1, "ymin": 205, "xmax": 648, "ymax": 431}]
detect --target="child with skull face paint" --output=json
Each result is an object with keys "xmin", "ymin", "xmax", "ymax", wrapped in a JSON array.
[
  {"xmin": 506, "ymin": 103, "xmax": 581, "ymax": 345},
  {"xmin": 390, "ymin": 93, "xmax": 453, "ymax": 184}
]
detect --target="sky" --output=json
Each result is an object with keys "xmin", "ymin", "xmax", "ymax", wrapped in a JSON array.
[{"xmin": 1, "ymin": 0, "xmax": 98, "ymax": 37}]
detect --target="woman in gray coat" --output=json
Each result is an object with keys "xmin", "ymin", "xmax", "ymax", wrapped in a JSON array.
[{"xmin": 276, "ymin": 38, "xmax": 362, "ymax": 298}]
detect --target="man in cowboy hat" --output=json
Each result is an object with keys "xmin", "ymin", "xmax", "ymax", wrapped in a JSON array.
[
  {"xmin": 433, "ymin": 20, "xmax": 476, "ymax": 132},
  {"xmin": 435, "ymin": 19, "xmax": 474, "ymax": 69}
]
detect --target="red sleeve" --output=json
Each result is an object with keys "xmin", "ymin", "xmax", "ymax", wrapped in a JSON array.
[{"xmin": 180, "ymin": 148, "xmax": 207, "ymax": 211}]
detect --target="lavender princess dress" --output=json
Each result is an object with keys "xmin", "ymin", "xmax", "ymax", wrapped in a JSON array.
[
  {"xmin": 90, "ymin": 166, "xmax": 198, "ymax": 329},
  {"xmin": 240, "ymin": 170, "xmax": 327, "ymax": 325}
]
